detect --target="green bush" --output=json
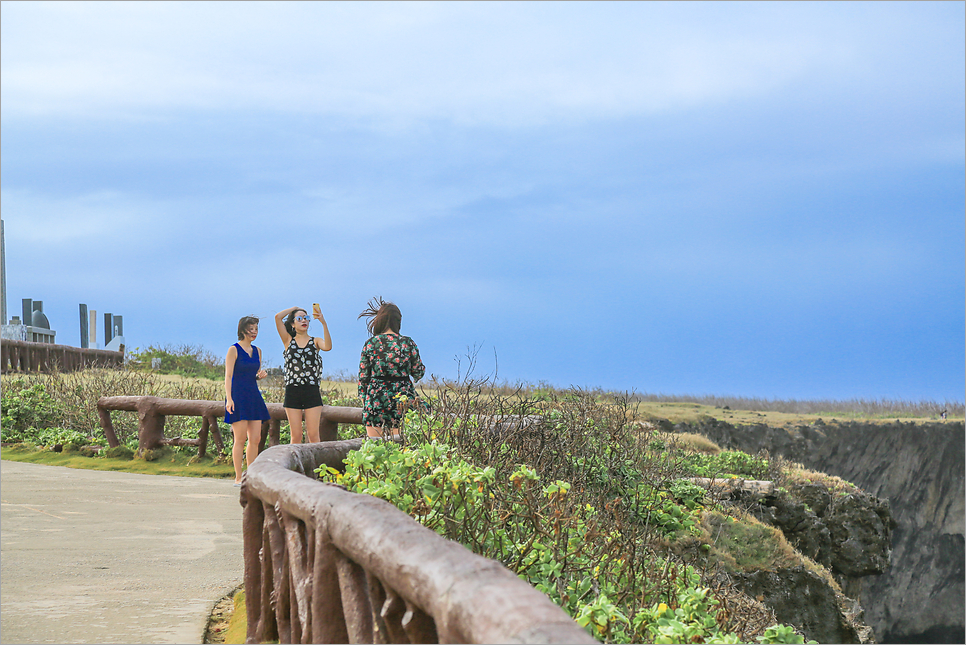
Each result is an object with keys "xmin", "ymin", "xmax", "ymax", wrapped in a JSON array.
[
  {"xmin": 2, "ymin": 368, "xmax": 224, "ymax": 448},
  {"xmin": 634, "ymin": 586, "xmax": 740, "ymax": 644},
  {"xmin": 1, "ymin": 381, "xmax": 61, "ymax": 442},
  {"xmin": 758, "ymin": 624, "xmax": 816, "ymax": 644},
  {"xmin": 126, "ymin": 344, "xmax": 223, "ymax": 380},
  {"xmin": 318, "ymin": 435, "xmax": 805, "ymax": 643},
  {"xmin": 0, "ymin": 419, "xmax": 99, "ymax": 449},
  {"xmin": 36, "ymin": 427, "xmax": 92, "ymax": 448},
  {"xmin": 669, "ymin": 479, "xmax": 708, "ymax": 510},
  {"xmin": 681, "ymin": 450, "xmax": 770, "ymax": 479}
]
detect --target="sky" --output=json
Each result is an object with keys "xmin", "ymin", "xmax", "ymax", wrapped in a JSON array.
[{"xmin": 1, "ymin": 1, "xmax": 963, "ymax": 402}]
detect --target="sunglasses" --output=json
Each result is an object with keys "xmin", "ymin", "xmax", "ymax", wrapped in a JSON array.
[{"xmin": 295, "ymin": 316, "xmax": 310, "ymax": 322}]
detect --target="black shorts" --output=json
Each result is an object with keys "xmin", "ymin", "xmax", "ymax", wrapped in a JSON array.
[{"xmin": 283, "ymin": 384, "xmax": 323, "ymax": 410}]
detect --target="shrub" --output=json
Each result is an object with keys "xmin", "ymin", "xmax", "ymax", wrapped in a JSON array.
[
  {"xmin": 36, "ymin": 427, "xmax": 91, "ymax": 448},
  {"xmin": 681, "ymin": 450, "xmax": 770, "ymax": 480},
  {"xmin": 126, "ymin": 344, "xmax": 224, "ymax": 380},
  {"xmin": 1, "ymin": 368, "xmax": 223, "ymax": 447},
  {"xmin": 1, "ymin": 380, "xmax": 61, "ymax": 441},
  {"xmin": 105, "ymin": 445, "xmax": 135, "ymax": 460},
  {"xmin": 316, "ymin": 374, "xmax": 811, "ymax": 644}
]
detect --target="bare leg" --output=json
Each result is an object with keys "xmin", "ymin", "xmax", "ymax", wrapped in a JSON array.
[
  {"xmin": 231, "ymin": 421, "xmax": 248, "ymax": 483},
  {"xmin": 246, "ymin": 420, "xmax": 262, "ymax": 466},
  {"xmin": 304, "ymin": 406, "xmax": 323, "ymax": 443},
  {"xmin": 286, "ymin": 408, "xmax": 305, "ymax": 444}
]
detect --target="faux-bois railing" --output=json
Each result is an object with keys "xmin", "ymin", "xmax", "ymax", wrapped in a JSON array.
[{"xmin": 240, "ymin": 440, "xmax": 595, "ymax": 644}]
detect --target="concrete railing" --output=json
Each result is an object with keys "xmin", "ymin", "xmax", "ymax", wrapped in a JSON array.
[
  {"xmin": 1, "ymin": 339, "xmax": 123, "ymax": 374},
  {"xmin": 240, "ymin": 440, "xmax": 595, "ymax": 644},
  {"xmin": 96, "ymin": 395, "xmax": 362, "ymax": 457}
]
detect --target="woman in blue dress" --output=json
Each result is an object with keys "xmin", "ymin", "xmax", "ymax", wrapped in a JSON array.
[{"xmin": 224, "ymin": 316, "xmax": 271, "ymax": 485}]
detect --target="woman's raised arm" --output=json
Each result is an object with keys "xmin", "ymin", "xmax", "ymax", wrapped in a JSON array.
[
  {"xmin": 313, "ymin": 306, "xmax": 333, "ymax": 351},
  {"xmin": 275, "ymin": 306, "xmax": 298, "ymax": 345}
]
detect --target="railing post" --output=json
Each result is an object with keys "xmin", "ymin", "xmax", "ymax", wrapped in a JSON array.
[
  {"xmin": 137, "ymin": 396, "xmax": 166, "ymax": 451},
  {"xmin": 334, "ymin": 553, "xmax": 373, "ymax": 642},
  {"xmin": 241, "ymin": 489, "xmax": 269, "ymax": 644},
  {"xmin": 198, "ymin": 416, "xmax": 210, "ymax": 458},
  {"xmin": 206, "ymin": 414, "xmax": 225, "ymax": 453},
  {"xmin": 96, "ymin": 398, "xmax": 120, "ymax": 448},
  {"xmin": 258, "ymin": 421, "xmax": 269, "ymax": 454}
]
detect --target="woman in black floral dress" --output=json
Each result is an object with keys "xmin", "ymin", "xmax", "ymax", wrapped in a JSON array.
[{"xmin": 357, "ymin": 297, "xmax": 426, "ymax": 438}]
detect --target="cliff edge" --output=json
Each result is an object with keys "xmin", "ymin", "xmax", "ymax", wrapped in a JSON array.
[{"xmin": 680, "ymin": 419, "xmax": 965, "ymax": 644}]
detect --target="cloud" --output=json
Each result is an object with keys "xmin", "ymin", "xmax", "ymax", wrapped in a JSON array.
[
  {"xmin": 2, "ymin": 1, "xmax": 962, "ymax": 400},
  {"xmin": 1, "ymin": 1, "xmax": 919, "ymax": 126},
  {"xmin": 0, "ymin": 188, "xmax": 168, "ymax": 246}
]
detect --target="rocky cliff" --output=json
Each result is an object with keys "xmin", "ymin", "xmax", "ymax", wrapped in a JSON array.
[{"xmin": 679, "ymin": 419, "xmax": 965, "ymax": 644}]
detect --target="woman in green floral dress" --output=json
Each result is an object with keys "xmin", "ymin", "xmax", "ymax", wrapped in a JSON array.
[{"xmin": 357, "ymin": 297, "xmax": 426, "ymax": 438}]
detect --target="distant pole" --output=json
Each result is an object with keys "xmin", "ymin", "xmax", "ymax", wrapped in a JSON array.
[
  {"xmin": 80, "ymin": 304, "xmax": 89, "ymax": 348},
  {"xmin": 1, "ymin": 218, "xmax": 7, "ymax": 325},
  {"xmin": 90, "ymin": 309, "xmax": 97, "ymax": 349}
]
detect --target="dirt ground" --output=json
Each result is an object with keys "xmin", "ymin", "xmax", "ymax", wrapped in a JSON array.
[{"xmin": 204, "ymin": 587, "xmax": 241, "ymax": 644}]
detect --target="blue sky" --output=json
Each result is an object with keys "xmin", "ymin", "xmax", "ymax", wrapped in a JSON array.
[{"xmin": 2, "ymin": 1, "xmax": 963, "ymax": 402}]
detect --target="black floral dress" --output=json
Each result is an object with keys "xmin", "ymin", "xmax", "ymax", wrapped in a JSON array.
[{"xmin": 358, "ymin": 333, "xmax": 426, "ymax": 428}]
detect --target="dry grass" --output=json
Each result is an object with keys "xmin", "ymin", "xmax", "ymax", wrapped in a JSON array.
[
  {"xmin": 780, "ymin": 462, "xmax": 860, "ymax": 497},
  {"xmin": 415, "ymin": 380, "xmax": 961, "ymax": 427},
  {"xmin": 204, "ymin": 587, "xmax": 245, "ymax": 644},
  {"xmin": 670, "ymin": 432, "xmax": 722, "ymax": 454},
  {"xmin": 1, "ymin": 368, "xmax": 224, "ymax": 445},
  {"xmin": 631, "ymin": 394, "xmax": 964, "ymax": 421},
  {"xmin": 0, "ymin": 369, "xmax": 363, "ymax": 448}
]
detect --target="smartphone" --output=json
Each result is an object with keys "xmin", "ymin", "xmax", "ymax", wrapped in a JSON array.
[{"xmin": 313, "ymin": 303, "xmax": 321, "ymax": 316}]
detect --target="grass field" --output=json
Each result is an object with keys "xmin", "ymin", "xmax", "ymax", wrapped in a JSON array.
[
  {"xmin": 626, "ymin": 398, "xmax": 959, "ymax": 426},
  {"xmin": 0, "ymin": 443, "xmax": 237, "ymax": 478}
]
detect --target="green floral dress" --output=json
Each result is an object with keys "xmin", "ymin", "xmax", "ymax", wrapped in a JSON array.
[{"xmin": 358, "ymin": 333, "xmax": 426, "ymax": 428}]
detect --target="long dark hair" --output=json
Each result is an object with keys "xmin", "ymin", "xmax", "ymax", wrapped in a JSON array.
[
  {"xmin": 358, "ymin": 296, "xmax": 401, "ymax": 336},
  {"xmin": 284, "ymin": 308, "xmax": 307, "ymax": 338}
]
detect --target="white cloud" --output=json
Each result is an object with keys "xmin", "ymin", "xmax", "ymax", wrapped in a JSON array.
[
  {"xmin": 1, "ymin": 189, "xmax": 166, "ymax": 246},
  {"xmin": 1, "ymin": 1, "xmax": 882, "ymax": 126}
]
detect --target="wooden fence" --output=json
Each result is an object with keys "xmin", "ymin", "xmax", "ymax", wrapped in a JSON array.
[
  {"xmin": 241, "ymin": 440, "xmax": 595, "ymax": 644},
  {"xmin": 96, "ymin": 395, "xmax": 362, "ymax": 457},
  {"xmin": 1, "ymin": 339, "xmax": 123, "ymax": 373}
]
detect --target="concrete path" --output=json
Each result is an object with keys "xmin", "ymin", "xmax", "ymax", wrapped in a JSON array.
[{"xmin": 1, "ymin": 460, "xmax": 244, "ymax": 644}]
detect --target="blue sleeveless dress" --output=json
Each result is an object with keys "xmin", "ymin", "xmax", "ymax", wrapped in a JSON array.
[{"xmin": 224, "ymin": 343, "xmax": 271, "ymax": 424}]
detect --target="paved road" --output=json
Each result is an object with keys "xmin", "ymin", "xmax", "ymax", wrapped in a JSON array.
[{"xmin": 1, "ymin": 460, "xmax": 244, "ymax": 644}]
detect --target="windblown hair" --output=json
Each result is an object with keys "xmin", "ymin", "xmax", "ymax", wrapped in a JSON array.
[
  {"xmin": 284, "ymin": 308, "xmax": 308, "ymax": 338},
  {"xmin": 358, "ymin": 296, "xmax": 401, "ymax": 336},
  {"xmin": 237, "ymin": 316, "xmax": 259, "ymax": 340}
]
